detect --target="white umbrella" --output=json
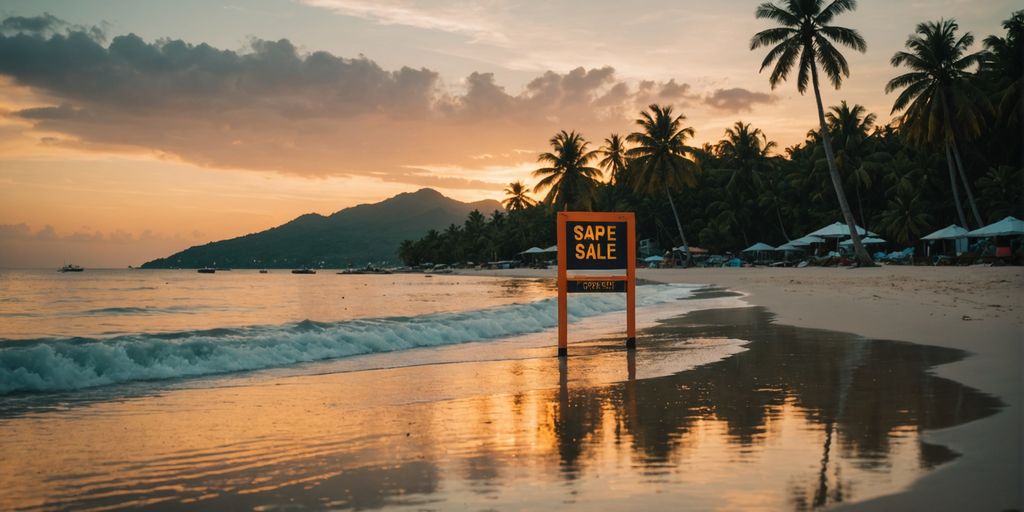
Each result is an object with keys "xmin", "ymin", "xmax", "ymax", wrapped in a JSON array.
[
  {"xmin": 742, "ymin": 242, "xmax": 776, "ymax": 252},
  {"xmin": 808, "ymin": 222, "xmax": 877, "ymax": 238},
  {"xmin": 519, "ymin": 246, "xmax": 545, "ymax": 254},
  {"xmin": 922, "ymin": 224, "xmax": 968, "ymax": 240},
  {"xmin": 775, "ymin": 242, "xmax": 806, "ymax": 252},
  {"xmin": 541, "ymin": 245, "xmax": 559, "ymax": 253},
  {"xmin": 790, "ymin": 235, "xmax": 825, "ymax": 246},
  {"xmin": 644, "ymin": 255, "xmax": 665, "ymax": 262},
  {"xmin": 840, "ymin": 236, "xmax": 886, "ymax": 247},
  {"xmin": 966, "ymin": 216, "xmax": 1024, "ymax": 237}
]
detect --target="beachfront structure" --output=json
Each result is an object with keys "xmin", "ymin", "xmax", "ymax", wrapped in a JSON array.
[
  {"xmin": 840, "ymin": 237, "xmax": 886, "ymax": 247},
  {"xmin": 965, "ymin": 216, "xmax": 1024, "ymax": 238},
  {"xmin": 807, "ymin": 222, "xmax": 878, "ymax": 238},
  {"xmin": 922, "ymin": 224, "xmax": 969, "ymax": 257}
]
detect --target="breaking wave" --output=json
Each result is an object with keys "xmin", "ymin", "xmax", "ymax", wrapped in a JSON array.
[{"xmin": 0, "ymin": 284, "xmax": 694, "ymax": 394}]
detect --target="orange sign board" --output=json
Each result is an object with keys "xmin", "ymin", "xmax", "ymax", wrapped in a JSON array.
[{"xmin": 556, "ymin": 212, "xmax": 636, "ymax": 357}]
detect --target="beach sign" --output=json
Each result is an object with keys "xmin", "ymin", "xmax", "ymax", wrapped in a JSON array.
[{"xmin": 556, "ymin": 211, "xmax": 636, "ymax": 356}]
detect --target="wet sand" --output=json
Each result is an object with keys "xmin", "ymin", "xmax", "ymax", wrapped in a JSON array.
[{"xmin": 471, "ymin": 266, "xmax": 1023, "ymax": 511}]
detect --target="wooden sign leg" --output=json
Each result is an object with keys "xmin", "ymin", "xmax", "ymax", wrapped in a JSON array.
[
  {"xmin": 558, "ymin": 284, "xmax": 568, "ymax": 357},
  {"xmin": 625, "ymin": 284, "xmax": 636, "ymax": 349},
  {"xmin": 557, "ymin": 212, "xmax": 568, "ymax": 358},
  {"xmin": 626, "ymin": 216, "xmax": 636, "ymax": 349}
]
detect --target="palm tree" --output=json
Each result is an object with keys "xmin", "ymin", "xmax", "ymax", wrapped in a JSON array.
[
  {"xmin": 751, "ymin": 0, "xmax": 874, "ymax": 266},
  {"xmin": 886, "ymin": 19, "xmax": 988, "ymax": 229},
  {"xmin": 825, "ymin": 101, "xmax": 876, "ymax": 227},
  {"xmin": 714, "ymin": 122, "xmax": 778, "ymax": 246},
  {"xmin": 626, "ymin": 104, "xmax": 700, "ymax": 263},
  {"xmin": 982, "ymin": 11, "xmax": 1023, "ymax": 130},
  {"xmin": 982, "ymin": 11, "xmax": 1023, "ymax": 168},
  {"xmin": 716, "ymin": 121, "xmax": 776, "ymax": 194},
  {"xmin": 532, "ymin": 130, "xmax": 602, "ymax": 211},
  {"xmin": 976, "ymin": 165, "xmax": 1023, "ymax": 221},
  {"xmin": 597, "ymin": 134, "xmax": 629, "ymax": 185},
  {"xmin": 502, "ymin": 181, "xmax": 536, "ymax": 211},
  {"xmin": 875, "ymin": 192, "xmax": 931, "ymax": 244}
]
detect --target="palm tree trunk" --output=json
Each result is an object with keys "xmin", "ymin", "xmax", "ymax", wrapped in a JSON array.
[
  {"xmin": 855, "ymin": 184, "xmax": 867, "ymax": 230},
  {"xmin": 951, "ymin": 143, "xmax": 984, "ymax": 227},
  {"xmin": 810, "ymin": 62, "xmax": 874, "ymax": 266},
  {"xmin": 944, "ymin": 142, "xmax": 969, "ymax": 229},
  {"xmin": 665, "ymin": 188, "xmax": 691, "ymax": 267},
  {"xmin": 776, "ymin": 204, "xmax": 790, "ymax": 241}
]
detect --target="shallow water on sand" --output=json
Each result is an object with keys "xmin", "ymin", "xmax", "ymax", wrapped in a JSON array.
[{"xmin": 0, "ymin": 303, "xmax": 1001, "ymax": 511}]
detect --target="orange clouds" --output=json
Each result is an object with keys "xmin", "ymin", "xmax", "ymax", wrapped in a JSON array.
[{"xmin": 0, "ymin": 17, "xmax": 721, "ymax": 189}]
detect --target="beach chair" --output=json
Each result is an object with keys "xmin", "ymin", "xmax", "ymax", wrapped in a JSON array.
[{"xmin": 888, "ymin": 247, "xmax": 914, "ymax": 264}]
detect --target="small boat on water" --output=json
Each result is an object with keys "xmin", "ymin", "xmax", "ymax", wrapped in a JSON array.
[
  {"xmin": 197, "ymin": 268, "xmax": 216, "ymax": 274},
  {"xmin": 292, "ymin": 268, "xmax": 316, "ymax": 274},
  {"xmin": 59, "ymin": 264, "xmax": 84, "ymax": 272}
]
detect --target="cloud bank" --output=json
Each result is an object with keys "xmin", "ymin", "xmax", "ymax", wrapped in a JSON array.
[{"xmin": 0, "ymin": 15, "xmax": 771, "ymax": 189}]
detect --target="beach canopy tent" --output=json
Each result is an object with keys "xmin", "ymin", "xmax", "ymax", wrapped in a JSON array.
[
  {"xmin": 840, "ymin": 236, "xmax": 886, "ymax": 247},
  {"xmin": 775, "ymin": 242, "xmax": 806, "ymax": 252},
  {"xmin": 790, "ymin": 235, "xmax": 825, "ymax": 246},
  {"xmin": 966, "ymin": 216, "xmax": 1024, "ymax": 237},
  {"xmin": 519, "ymin": 246, "xmax": 545, "ymax": 255},
  {"xmin": 808, "ymin": 222, "xmax": 878, "ymax": 238},
  {"xmin": 541, "ymin": 245, "xmax": 559, "ymax": 253},
  {"xmin": 742, "ymin": 242, "xmax": 776, "ymax": 252},
  {"xmin": 922, "ymin": 224, "xmax": 969, "ymax": 240},
  {"xmin": 922, "ymin": 224, "xmax": 970, "ymax": 258}
]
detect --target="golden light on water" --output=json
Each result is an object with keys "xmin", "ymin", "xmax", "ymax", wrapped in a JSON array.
[{"xmin": 0, "ymin": 307, "xmax": 999, "ymax": 510}]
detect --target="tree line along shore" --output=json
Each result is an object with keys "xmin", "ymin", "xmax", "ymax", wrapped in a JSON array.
[{"xmin": 400, "ymin": 5, "xmax": 1021, "ymax": 267}]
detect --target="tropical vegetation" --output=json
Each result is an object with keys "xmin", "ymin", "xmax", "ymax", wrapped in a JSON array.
[{"xmin": 398, "ymin": 9, "xmax": 1022, "ymax": 267}]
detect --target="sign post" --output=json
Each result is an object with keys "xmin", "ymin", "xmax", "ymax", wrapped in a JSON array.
[{"xmin": 556, "ymin": 211, "xmax": 636, "ymax": 357}]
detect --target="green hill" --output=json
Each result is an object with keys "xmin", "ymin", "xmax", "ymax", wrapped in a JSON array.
[{"xmin": 140, "ymin": 189, "xmax": 502, "ymax": 268}]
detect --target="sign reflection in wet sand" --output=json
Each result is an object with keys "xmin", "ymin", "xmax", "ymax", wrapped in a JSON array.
[{"xmin": 0, "ymin": 307, "xmax": 1001, "ymax": 510}]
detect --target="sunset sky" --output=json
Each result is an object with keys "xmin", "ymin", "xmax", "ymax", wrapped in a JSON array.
[{"xmin": 0, "ymin": 0, "xmax": 1015, "ymax": 267}]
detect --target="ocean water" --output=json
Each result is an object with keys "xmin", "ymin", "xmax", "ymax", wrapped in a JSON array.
[
  {"xmin": 0, "ymin": 270, "xmax": 700, "ymax": 394},
  {"xmin": 0, "ymin": 270, "xmax": 1004, "ymax": 510}
]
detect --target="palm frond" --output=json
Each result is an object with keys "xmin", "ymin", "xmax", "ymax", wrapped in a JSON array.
[
  {"xmin": 754, "ymin": 2, "xmax": 800, "ymax": 27},
  {"xmin": 818, "ymin": 25, "xmax": 866, "ymax": 52},
  {"xmin": 817, "ymin": 0, "xmax": 857, "ymax": 24}
]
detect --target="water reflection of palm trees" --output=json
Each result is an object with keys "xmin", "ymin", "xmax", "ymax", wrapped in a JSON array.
[{"xmin": 549, "ymin": 307, "xmax": 1001, "ymax": 508}]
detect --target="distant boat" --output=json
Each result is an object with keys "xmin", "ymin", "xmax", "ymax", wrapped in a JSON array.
[
  {"xmin": 59, "ymin": 264, "xmax": 84, "ymax": 272},
  {"xmin": 292, "ymin": 268, "xmax": 316, "ymax": 274},
  {"xmin": 197, "ymin": 268, "xmax": 216, "ymax": 274}
]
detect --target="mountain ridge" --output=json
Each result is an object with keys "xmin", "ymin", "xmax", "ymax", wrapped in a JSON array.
[{"xmin": 140, "ymin": 188, "xmax": 502, "ymax": 268}]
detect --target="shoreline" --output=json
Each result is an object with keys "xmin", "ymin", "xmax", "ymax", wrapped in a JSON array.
[
  {"xmin": 1, "ymin": 267, "xmax": 1019, "ymax": 510},
  {"xmin": 458, "ymin": 266, "xmax": 1023, "ymax": 510}
]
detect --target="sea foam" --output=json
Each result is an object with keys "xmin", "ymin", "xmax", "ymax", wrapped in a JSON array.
[{"xmin": 0, "ymin": 284, "xmax": 694, "ymax": 394}]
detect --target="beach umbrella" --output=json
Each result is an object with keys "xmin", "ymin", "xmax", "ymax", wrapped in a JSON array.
[
  {"xmin": 742, "ymin": 242, "xmax": 776, "ymax": 252},
  {"xmin": 789, "ymin": 235, "xmax": 825, "ymax": 246},
  {"xmin": 921, "ymin": 224, "xmax": 968, "ymax": 240},
  {"xmin": 965, "ymin": 216, "xmax": 1024, "ymax": 237},
  {"xmin": 775, "ymin": 242, "xmax": 806, "ymax": 252},
  {"xmin": 541, "ymin": 245, "xmax": 559, "ymax": 253},
  {"xmin": 840, "ymin": 236, "xmax": 886, "ymax": 247},
  {"xmin": 811, "ymin": 222, "xmax": 876, "ymax": 237},
  {"xmin": 519, "ymin": 246, "xmax": 545, "ymax": 254},
  {"xmin": 644, "ymin": 255, "xmax": 665, "ymax": 262}
]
